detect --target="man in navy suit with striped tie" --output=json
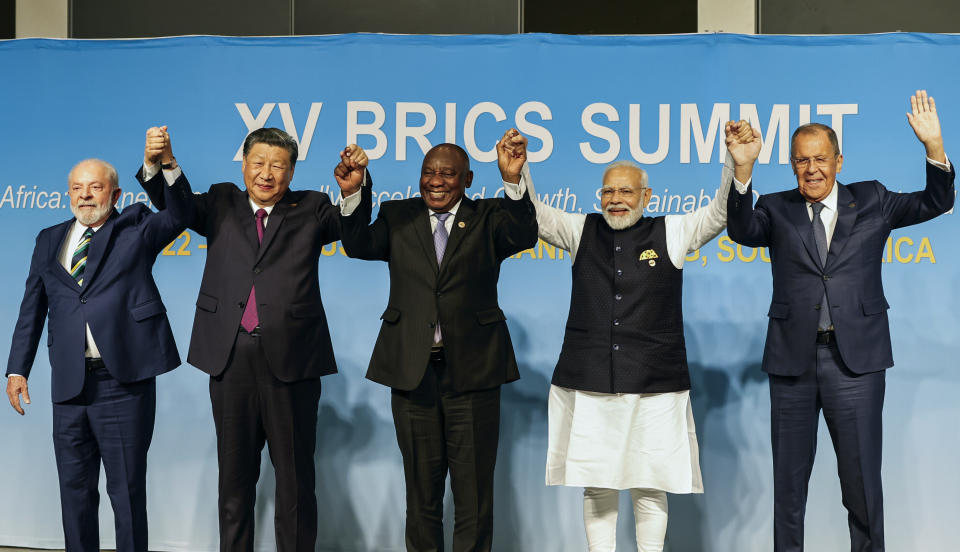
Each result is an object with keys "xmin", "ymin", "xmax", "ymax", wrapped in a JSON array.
[{"xmin": 5, "ymin": 127, "xmax": 193, "ymax": 552}]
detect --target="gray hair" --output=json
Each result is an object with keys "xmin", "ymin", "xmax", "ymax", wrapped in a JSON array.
[
  {"xmin": 70, "ymin": 158, "xmax": 119, "ymax": 191},
  {"xmin": 602, "ymin": 160, "xmax": 648, "ymax": 189}
]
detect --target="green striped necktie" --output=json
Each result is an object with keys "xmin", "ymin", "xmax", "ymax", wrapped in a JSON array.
[{"xmin": 70, "ymin": 227, "xmax": 94, "ymax": 286}]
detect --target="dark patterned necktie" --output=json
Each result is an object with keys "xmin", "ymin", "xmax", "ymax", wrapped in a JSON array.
[
  {"xmin": 70, "ymin": 227, "xmax": 94, "ymax": 286},
  {"xmin": 240, "ymin": 209, "xmax": 267, "ymax": 332},
  {"xmin": 811, "ymin": 202, "xmax": 832, "ymax": 330}
]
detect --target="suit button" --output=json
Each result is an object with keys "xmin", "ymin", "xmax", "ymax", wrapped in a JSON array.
[
  {"xmin": 238, "ymin": 301, "xmax": 245, "ymax": 308},
  {"xmin": 814, "ymin": 304, "xmax": 821, "ymax": 310},
  {"xmin": 436, "ymin": 291, "xmax": 442, "ymax": 297},
  {"xmin": 613, "ymin": 344, "xmax": 620, "ymax": 351},
  {"xmin": 615, "ymin": 294, "xmax": 622, "ymax": 301},
  {"xmin": 79, "ymin": 297, "xmax": 87, "ymax": 304},
  {"xmin": 429, "ymin": 322, "xmax": 436, "ymax": 328},
  {"xmin": 613, "ymin": 319, "xmax": 620, "ymax": 326},
  {"xmin": 615, "ymin": 245, "xmax": 622, "ymax": 252},
  {"xmin": 823, "ymin": 275, "xmax": 830, "ymax": 281},
  {"xmin": 254, "ymin": 267, "xmax": 262, "ymax": 274},
  {"xmin": 617, "ymin": 269, "xmax": 623, "ymax": 276}
]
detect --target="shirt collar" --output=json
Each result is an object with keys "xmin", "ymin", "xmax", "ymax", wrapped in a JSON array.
[
  {"xmin": 248, "ymin": 197, "xmax": 275, "ymax": 216},
  {"xmin": 809, "ymin": 181, "xmax": 839, "ymax": 211},
  {"xmin": 429, "ymin": 198, "xmax": 463, "ymax": 219}
]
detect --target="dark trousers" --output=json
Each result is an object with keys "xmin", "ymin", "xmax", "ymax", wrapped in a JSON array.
[
  {"xmin": 770, "ymin": 343, "xmax": 886, "ymax": 552},
  {"xmin": 391, "ymin": 349, "xmax": 501, "ymax": 552},
  {"xmin": 210, "ymin": 331, "xmax": 322, "ymax": 552},
  {"xmin": 53, "ymin": 363, "xmax": 156, "ymax": 552}
]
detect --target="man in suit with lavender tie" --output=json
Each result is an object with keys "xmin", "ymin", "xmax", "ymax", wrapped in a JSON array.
[{"xmin": 335, "ymin": 141, "xmax": 537, "ymax": 551}]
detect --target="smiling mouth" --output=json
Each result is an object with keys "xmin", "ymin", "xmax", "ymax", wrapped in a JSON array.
[{"xmin": 428, "ymin": 191, "xmax": 447, "ymax": 199}]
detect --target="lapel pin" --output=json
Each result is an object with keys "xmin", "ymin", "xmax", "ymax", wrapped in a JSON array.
[
  {"xmin": 290, "ymin": 203, "xmax": 298, "ymax": 207},
  {"xmin": 648, "ymin": 259, "xmax": 656, "ymax": 267},
  {"xmin": 458, "ymin": 221, "xmax": 466, "ymax": 228},
  {"xmin": 848, "ymin": 202, "xmax": 856, "ymax": 208}
]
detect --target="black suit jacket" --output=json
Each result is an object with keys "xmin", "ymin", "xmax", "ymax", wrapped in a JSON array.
[
  {"xmin": 138, "ymin": 169, "xmax": 342, "ymax": 381},
  {"xmin": 727, "ymin": 162, "xmax": 955, "ymax": 376},
  {"xmin": 340, "ymin": 183, "xmax": 538, "ymax": 392}
]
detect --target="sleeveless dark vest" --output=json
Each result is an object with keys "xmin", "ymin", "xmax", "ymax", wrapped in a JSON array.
[{"xmin": 551, "ymin": 214, "xmax": 690, "ymax": 393}]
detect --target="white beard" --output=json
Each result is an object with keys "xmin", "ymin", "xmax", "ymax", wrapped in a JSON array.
[
  {"xmin": 602, "ymin": 205, "xmax": 643, "ymax": 230},
  {"xmin": 71, "ymin": 201, "xmax": 113, "ymax": 226}
]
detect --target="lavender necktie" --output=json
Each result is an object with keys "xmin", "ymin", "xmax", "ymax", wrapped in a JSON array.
[
  {"xmin": 240, "ymin": 208, "xmax": 267, "ymax": 333},
  {"xmin": 811, "ymin": 202, "xmax": 832, "ymax": 330},
  {"xmin": 432, "ymin": 212, "xmax": 452, "ymax": 342}
]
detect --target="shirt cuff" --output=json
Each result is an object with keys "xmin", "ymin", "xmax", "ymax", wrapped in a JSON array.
[
  {"xmin": 142, "ymin": 161, "xmax": 182, "ymax": 186},
  {"xmin": 927, "ymin": 154, "xmax": 951, "ymax": 172},
  {"xmin": 7, "ymin": 374, "xmax": 25, "ymax": 380},
  {"xmin": 732, "ymin": 176, "xmax": 752, "ymax": 194},
  {"xmin": 339, "ymin": 169, "xmax": 368, "ymax": 216},
  {"xmin": 501, "ymin": 166, "xmax": 528, "ymax": 200}
]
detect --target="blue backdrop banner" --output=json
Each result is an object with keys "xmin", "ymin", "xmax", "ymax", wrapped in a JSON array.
[{"xmin": 0, "ymin": 33, "xmax": 958, "ymax": 551}]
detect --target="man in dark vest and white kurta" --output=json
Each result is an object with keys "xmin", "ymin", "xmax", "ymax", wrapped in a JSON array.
[{"xmin": 498, "ymin": 123, "xmax": 760, "ymax": 552}]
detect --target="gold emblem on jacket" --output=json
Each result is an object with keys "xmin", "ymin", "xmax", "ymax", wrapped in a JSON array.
[{"xmin": 639, "ymin": 249, "xmax": 658, "ymax": 267}]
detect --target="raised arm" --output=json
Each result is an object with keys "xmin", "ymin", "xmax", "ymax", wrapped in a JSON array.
[
  {"xmin": 336, "ymin": 145, "xmax": 390, "ymax": 261},
  {"xmin": 498, "ymin": 128, "xmax": 585, "ymax": 258},
  {"xmin": 139, "ymin": 127, "xmax": 196, "ymax": 254},
  {"xmin": 136, "ymin": 126, "xmax": 209, "ymax": 236},
  {"xmin": 882, "ymin": 90, "xmax": 956, "ymax": 228},
  {"xmin": 725, "ymin": 120, "xmax": 771, "ymax": 247}
]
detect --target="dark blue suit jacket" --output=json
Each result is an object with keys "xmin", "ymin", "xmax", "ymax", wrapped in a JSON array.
[
  {"xmin": 727, "ymin": 162, "xmax": 955, "ymax": 376},
  {"xmin": 6, "ymin": 174, "xmax": 193, "ymax": 402}
]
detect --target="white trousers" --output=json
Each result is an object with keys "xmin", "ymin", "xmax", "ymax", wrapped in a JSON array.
[{"xmin": 582, "ymin": 487, "xmax": 668, "ymax": 552}]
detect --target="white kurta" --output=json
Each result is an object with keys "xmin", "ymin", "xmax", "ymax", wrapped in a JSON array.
[{"xmin": 517, "ymin": 157, "xmax": 734, "ymax": 492}]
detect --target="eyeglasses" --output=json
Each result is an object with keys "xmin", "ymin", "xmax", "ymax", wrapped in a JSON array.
[
  {"xmin": 792, "ymin": 156, "xmax": 837, "ymax": 169},
  {"xmin": 601, "ymin": 187, "xmax": 646, "ymax": 198}
]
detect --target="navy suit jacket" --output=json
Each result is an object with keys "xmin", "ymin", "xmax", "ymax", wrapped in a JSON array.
[
  {"xmin": 727, "ymin": 162, "xmax": 955, "ymax": 376},
  {"xmin": 6, "ymin": 174, "xmax": 193, "ymax": 402}
]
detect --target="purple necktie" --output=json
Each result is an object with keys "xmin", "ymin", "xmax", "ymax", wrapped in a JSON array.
[
  {"xmin": 240, "ymin": 209, "xmax": 267, "ymax": 333},
  {"xmin": 432, "ymin": 212, "xmax": 451, "ymax": 343}
]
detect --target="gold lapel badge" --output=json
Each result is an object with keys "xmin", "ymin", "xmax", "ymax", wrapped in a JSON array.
[
  {"xmin": 458, "ymin": 221, "xmax": 466, "ymax": 228},
  {"xmin": 639, "ymin": 248, "xmax": 659, "ymax": 267}
]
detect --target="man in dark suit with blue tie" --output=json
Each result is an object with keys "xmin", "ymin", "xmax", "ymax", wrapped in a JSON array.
[
  {"xmin": 727, "ymin": 90, "xmax": 955, "ymax": 552},
  {"xmin": 5, "ymin": 127, "xmax": 192, "ymax": 552}
]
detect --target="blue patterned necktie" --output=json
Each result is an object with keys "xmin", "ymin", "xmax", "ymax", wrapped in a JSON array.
[
  {"xmin": 432, "ymin": 212, "xmax": 452, "ymax": 342},
  {"xmin": 70, "ymin": 227, "xmax": 94, "ymax": 286},
  {"xmin": 811, "ymin": 202, "xmax": 832, "ymax": 330}
]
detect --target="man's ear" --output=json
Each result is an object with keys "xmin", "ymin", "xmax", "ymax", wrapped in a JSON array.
[
  {"xmin": 112, "ymin": 187, "xmax": 122, "ymax": 206},
  {"xmin": 641, "ymin": 187, "xmax": 653, "ymax": 208},
  {"xmin": 464, "ymin": 170, "xmax": 474, "ymax": 189}
]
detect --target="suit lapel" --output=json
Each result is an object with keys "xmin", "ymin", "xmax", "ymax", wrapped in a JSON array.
[
  {"xmin": 440, "ymin": 197, "xmax": 476, "ymax": 271},
  {"xmin": 786, "ymin": 191, "xmax": 824, "ymax": 269},
  {"xmin": 80, "ymin": 210, "xmax": 118, "ymax": 289},
  {"xmin": 256, "ymin": 196, "xmax": 293, "ymax": 264},
  {"xmin": 826, "ymin": 183, "xmax": 856, "ymax": 266},
  {"xmin": 51, "ymin": 220, "xmax": 82, "ymax": 291},
  {"xmin": 414, "ymin": 204, "xmax": 440, "ymax": 274},
  {"xmin": 235, "ymin": 193, "xmax": 261, "ymax": 252}
]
